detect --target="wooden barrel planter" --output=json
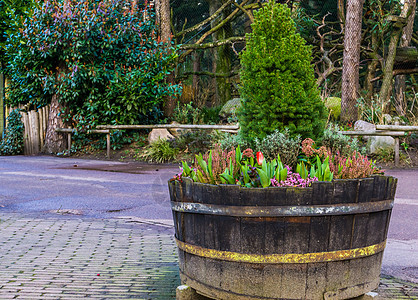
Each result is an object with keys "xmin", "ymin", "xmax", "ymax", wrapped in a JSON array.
[{"xmin": 168, "ymin": 175, "xmax": 397, "ymax": 300}]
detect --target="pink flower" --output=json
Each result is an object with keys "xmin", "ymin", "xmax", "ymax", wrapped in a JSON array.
[{"xmin": 256, "ymin": 151, "xmax": 264, "ymax": 165}]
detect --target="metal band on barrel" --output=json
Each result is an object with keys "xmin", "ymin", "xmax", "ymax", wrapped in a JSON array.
[
  {"xmin": 171, "ymin": 200, "xmax": 394, "ymax": 217},
  {"xmin": 175, "ymin": 238, "xmax": 386, "ymax": 264}
]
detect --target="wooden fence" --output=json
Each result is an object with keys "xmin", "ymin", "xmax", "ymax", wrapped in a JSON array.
[{"xmin": 6, "ymin": 105, "xmax": 49, "ymax": 155}]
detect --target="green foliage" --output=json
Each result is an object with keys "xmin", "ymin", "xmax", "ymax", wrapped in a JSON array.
[
  {"xmin": 169, "ymin": 131, "xmax": 214, "ymax": 155},
  {"xmin": 218, "ymin": 131, "xmax": 254, "ymax": 152},
  {"xmin": 0, "ymin": 109, "xmax": 24, "ymax": 155},
  {"xmin": 238, "ymin": 1, "xmax": 326, "ymax": 140},
  {"xmin": 322, "ymin": 124, "xmax": 365, "ymax": 156},
  {"xmin": 4, "ymin": 0, "xmax": 180, "ymax": 130},
  {"xmin": 309, "ymin": 156, "xmax": 333, "ymax": 181},
  {"xmin": 141, "ymin": 138, "xmax": 179, "ymax": 163},
  {"xmin": 254, "ymin": 129, "xmax": 301, "ymax": 167},
  {"xmin": 373, "ymin": 147, "xmax": 395, "ymax": 163},
  {"xmin": 325, "ymin": 97, "xmax": 342, "ymax": 120},
  {"xmin": 201, "ymin": 106, "xmax": 222, "ymax": 124},
  {"xmin": 356, "ymin": 95, "xmax": 388, "ymax": 125},
  {"xmin": 172, "ymin": 102, "xmax": 202, "ymax": 124},
  {"xmin": 0, "ymin": 0, "xmax": 36, "ymax": 66},
  {"xmin": 177, "ymin": 146, "xmax": 319, "ymax": 188},
  {"xmin": 292, "ymin": 6, "xmax": 319, "ymax": 42}
]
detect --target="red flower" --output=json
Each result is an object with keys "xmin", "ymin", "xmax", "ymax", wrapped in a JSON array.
[{"xmin": 256, "ymin": 151, "xmax": 264, "ymax": 165}]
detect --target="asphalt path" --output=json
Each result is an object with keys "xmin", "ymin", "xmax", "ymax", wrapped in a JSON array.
[
  {"xmin": 0, "ymin": 156, "xmax": 179, "ymax": 220},
  {"xmin": 0, "ymin": 156, "xmax": 417, "ymax": 283}
]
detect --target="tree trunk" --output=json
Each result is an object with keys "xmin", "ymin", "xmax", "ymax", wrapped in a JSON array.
[
  {"xmin": 365, "ymin": 32, "xmax": 380, "ymax": 102},
  {"xmin": 340, "ymin": 0, "xmax": 365, "ymax": 122},
  {"xmin": 394, "ymin": 0, "xmax": 416, "ymax": 116},
  {"xmin": 209, "ymin": 0, "xmax": 232, "ymax": 106},
  {"xmin": 42, "ymin": 93, "xmax": 67, "ymax": 154},
  {"xmin": 0, "ymin": 69, "xmax": 4, "ymax": 135},
  {"xmin": 379, "ymin": 1, "xmax": 414, "ymax": 112},
  {"xmin": 192, "ymin": 51, "xmax": 201, "ymax": 102},
  {"xmin": 337, "ymin": 0, "xmax": 345, "ymax": 31},
  {"xmin": 157, "ymin": 0, "xmax": 176, "ymax": 117}
]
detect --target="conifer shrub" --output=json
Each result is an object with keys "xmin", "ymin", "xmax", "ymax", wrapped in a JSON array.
[{"xmin": 238, "ymin": 1, "xmax": 326, "ymax": 140}]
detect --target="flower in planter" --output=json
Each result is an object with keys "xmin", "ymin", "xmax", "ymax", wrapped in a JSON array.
[
  {"xmin": 177, "ymin": 146, "xmax": 330, "ymax": 188},
  {"xmin": 256, "ymin": 151, "xmax": 264, "ymax": 165},
  {"xmin": 175, "ymin": 139, "xmax": 384, "ymax": 188},
  {"xmin": 329, "ymin": 151, "xmax": 384, "ymax": 179}
]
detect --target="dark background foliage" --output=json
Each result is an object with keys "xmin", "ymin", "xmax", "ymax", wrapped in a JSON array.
[{"xmin": 4, "ymin": 0, "xmax": 181, "ymax": 130}]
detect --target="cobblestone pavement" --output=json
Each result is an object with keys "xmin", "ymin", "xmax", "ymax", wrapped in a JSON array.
[
  {"xmin": 0, "ymin": 213, "xmax": 417, "ymax": 300},
  {"xmin": 0, "ymin": 213, "xmax": 180, "ymax": 299}
]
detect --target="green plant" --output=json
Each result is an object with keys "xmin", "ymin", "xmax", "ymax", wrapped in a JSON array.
[
  {"xmin": 254, "ymin": 129, "xmax": 301, "ymax": 167},
  {"xmin": 373, "ymin": 148, "xmax": 394, "ymax": 163},
  {"xmin": 140, "ymin": 138, "xmax": 179, "ymax": 163},
  {"xmin": 401, "ymin": 141, "xmax": 409, "ymax": 152},
  {"xmin": 172, "ymin": 102, "xmax": 203, "ymax": 124},
  {"xmin": 177, "ymin": 146, "xmax": 321, "ymax": 188},
  {"xmin": 218, "ymin": 131, "xmax": 254, "ymax": 152},
  {"xmin": 238, "ymin": 1, "xmax": 326, "ymax": 140},
  {"xmin": 169, "ymin": 131, "xmax": 214, "ymax": 155},
  {"xmin": 5, "ymin": 0, "xmax": 180, "ymax": 130},
  {"xmin": 356, "ymin": 95, "xmax": 389, "ymax": 125},
  {"xmin": 322, "ymin": 124, "xmax": 365, "ymax": 156},
  {"xmin": 0, "ymin": 109, "xmax": 24, "ymax": 155},
  {"xmin": 201, "ymin": 106, "xmax": 222, "ymax": 124},
  {"xmin": 0, "ymin": 0, "xmax": 36, "ymax": 66},
  {"xmin": 308, "ymin": 156, "xmax": 333, "ymax": 181}
]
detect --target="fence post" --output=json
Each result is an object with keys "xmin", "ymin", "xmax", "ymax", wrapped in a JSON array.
[
  {"xmin": 29, "ymin": 110, "xmax": 40, "ymax": 154},
  {"xmin": 21, "ymin": 112, "xmax": 30, "ymax": 155},
  {"xmin": 67, "ymin": 127, "xmax": 72, "ymax": 154},
  {"xmin": 394, "ymin": 121, "xmax": 400, "ymax": 167}
]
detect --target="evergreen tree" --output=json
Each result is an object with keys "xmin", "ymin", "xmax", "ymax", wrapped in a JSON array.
[{"xmin": 238, "ymin": 1, "xmax": 326, "ymax": 140}]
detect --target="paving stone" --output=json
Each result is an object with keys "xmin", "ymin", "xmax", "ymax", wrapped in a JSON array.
[
  {"xmin": 0, "ymin": 213, "xmax": 180, "ymax": 299},
  {"xmin": 1, "ymin": 212, "xmax": 416, "ymax": 299}
]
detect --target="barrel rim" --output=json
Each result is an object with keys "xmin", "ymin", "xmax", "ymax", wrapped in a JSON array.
[{"xmin": 171, "ymin": 199, "xmax": 394, "ymax": 217}]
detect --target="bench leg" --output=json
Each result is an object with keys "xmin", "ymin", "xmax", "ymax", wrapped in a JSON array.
[{"xmin": 106, "ymin": 133, "xmax": 110, "ymax": 159}]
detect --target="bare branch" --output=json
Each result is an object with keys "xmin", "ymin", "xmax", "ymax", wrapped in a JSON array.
[
  {"xmin": 180, "ymin": 0, "xmax": 252, "ymax": 60},
  {"xmin": 179, "ymin": 36, "xmax": 246, "ymax": 50},
  {"xmin": 371, "ymin": 68, "xmax": 418, "ymax": 82},
  {"xmin": 175, "ymin": 0, "xmax": 235, "ymax": 38},
  {"xmin": 232, "ymin": 1, "xmax": 254, "ymax": 23},
  {"xmin": 179, "ymin": 70, "xmax": 239, "ymax": 78}
]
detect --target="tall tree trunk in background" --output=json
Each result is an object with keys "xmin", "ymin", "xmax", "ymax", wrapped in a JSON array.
[
  {"xmin": 43, "ymin": 93, "xmax": 67, "ymax": 154},
  {"xmin": 157, "ymin": 0, "xmax": 176, "ymax": 117},
  {"xmin": 341, "ymin": 0, "xmax": 364, "ymax": 122},
  {"xmin": 209, "ymin": 0, "xmax": 232, "ymax": 106},
  {"xmin": 192, "ymin": 51, "xmax": 201, "ymax": 103},
  {"xmin": 43, "ymin": 67, "xmax": 68, "ymax": 154},
  {"xmin": 337, "ymin": 0, "xmax": 345, "ymax": 31},
  {"xmin": 0, "ymin": 68, "xmax": 4, "ymax": 135},
  {"xmin": 394, "ymin": 0, "xmax": 416, "ymax": 117},
  {"xmin": 379, "ymin": 2, "xmax": 414, "ymax": 112},
  {"xmin": 365, "ymin": 32, "xmax": 380, "ymax": 102}
]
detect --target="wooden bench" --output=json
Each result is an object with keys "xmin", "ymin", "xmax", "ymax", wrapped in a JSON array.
[
  {"xmin": 59, "ymin": 123, "xmax": 417, "ymax": 166},
  {"xmin": 57, "ymin": 124, "xmax": 239, "ymax": 159},
  {"xmin": 55, "ymin": 128, "xmax": 111, "ymax": 158},
  {"xmin": 339, "ymin": 124, "xmax": 418, "ymax": 166}
]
